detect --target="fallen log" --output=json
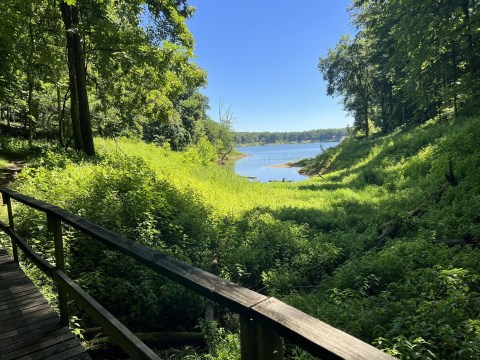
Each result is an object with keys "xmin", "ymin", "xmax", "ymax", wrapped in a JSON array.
[
  {"xmin": 432, "ymin": 239, "xmax": 467, "ymax": 247},
  {"xmin": 86, "ymin": 331, "xmax": 204, "ymax": 356}
]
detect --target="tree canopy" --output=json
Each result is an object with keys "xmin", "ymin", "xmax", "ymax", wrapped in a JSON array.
[
  {"xmin": 320, "ymin": 0, "xmax": 480, "ymax": 136},
  {"xmin": 0, "ymin": 0, "xmax": 210, "ymax": 154}
]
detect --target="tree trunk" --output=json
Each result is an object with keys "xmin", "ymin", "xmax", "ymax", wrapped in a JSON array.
[
  {"xmin": 60, "ymin": 2, "xmax": 95, "ymax": 155},
  {"xmin": 57, "ymin": 84, "xmax": 65, "ymax": 145},
  {"xmin": 461, "ymin": 0, "xmax": 478, "ymax": 76},
  {"xmin": 71, "ymin": 5, "xmax": 95, "ymax": 156},
  {"xmin": 60, "ymin": 2, "xmax": 83, "ymax": 151},
  {"xmin": 452, "ymin": 45, "xmax": 458, "ymax": 118},
  {"xmin": 27, "ymin": 14, "xmax": 35, "ymax": 146},
  {"xmin": 364, "ymin": 114, "xmax": 369, "ymax": 138},
  {"xmin": 363, "ymin": 97, "xmax": 369, "ymax": 138}
]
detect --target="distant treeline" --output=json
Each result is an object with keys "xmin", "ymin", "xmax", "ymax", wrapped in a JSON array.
[{"xmin": 234, "ymin": 128, "xmax": 347, "ymax": 145}]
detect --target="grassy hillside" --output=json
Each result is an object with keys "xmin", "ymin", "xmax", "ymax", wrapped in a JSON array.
[
  {"xmin": 288, "ymin": 116, "xmax": 480, "ymax": 358},
  {"xmin": 0, "ymin": 115, "xmax": 479, "ymax": 358}
]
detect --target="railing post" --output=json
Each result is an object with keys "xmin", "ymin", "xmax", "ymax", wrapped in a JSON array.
[
  {"xmin": 257, "ymin": 323, "xmax": 283, "ymax": 360},
  {"xmin": 241, "ymin": 316, "xmax": 258, "ymax": 360},
  {"xmin": 2, "ymin": 193, "xmax": 18, "ymax": 262},
  {"xmin": 47, "ymin": 212, "xmax": 69, "ymax": 326},
  {"xmin": 240, "ymin": 316, "xmax": 283, "ymax": 360}
]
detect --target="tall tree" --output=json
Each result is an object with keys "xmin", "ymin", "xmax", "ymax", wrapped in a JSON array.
[
  {"xmin": 319, "ymin": 35, "xmax": 375, "ymax": 137},
  {"xmin": 322, "ymin": 0, "xmax": 480, "ymax": 135},
  {"xmin": 60, "ymin": 1, "xmax": 94, "ymax": 155},
  {"xmin": 1, "ymin": 0, "xmax": 207, "ymax": 151}
]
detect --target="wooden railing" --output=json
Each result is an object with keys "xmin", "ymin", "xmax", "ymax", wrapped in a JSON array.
[{"xmin": 0, "ymin": 188, "xmax": 394, "ymax": 360}]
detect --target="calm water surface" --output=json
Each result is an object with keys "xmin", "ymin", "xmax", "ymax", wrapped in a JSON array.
[{"xmin": 234, "ymin": 142, "xmax": 338, "ymax": 182}]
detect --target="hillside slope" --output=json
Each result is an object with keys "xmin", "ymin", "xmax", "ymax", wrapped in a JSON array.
[
  {"xmin": 288, "ymin": 116, "xmax": 480, "ymax": 358},
  {"xmin": 0, "ymin": 116, "xmax": 479, "ymax": 358}
]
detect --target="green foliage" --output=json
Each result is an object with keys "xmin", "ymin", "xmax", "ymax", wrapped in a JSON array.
[
  {"xmin": 2, "ymin": 115, "xmax": 480, "ymax": 358},
  {"xmin": 220, "ymin": 211, "xmax": 342, "ymax": 295},
  {"xmin": 0, "ymin": 0, "xmax": 208, "ymax": 152},
  {"xmin": 182, "ymin": 137, "xmax": 218, "ymax": 166},
  {"xmin": 286, "ymin": 115, "xmax": 480, "ymax": 358},
  {"xmin": 321, "ymin": 0, "xmax": 480, "ymax": 135},
  {"xmin": 10, "ymin": 144, "xmax": 220, "ymax": 329},
  {"xmin": 234, "ymin": 128, "xmax": 347, "ymax": 145},
  {"xmin": 374, "ymin": 336, "xmax": 437, "ymax": 359},
  {"xmin": 189, "ymin": 320, "xmax": 240, "ymax": 360}
]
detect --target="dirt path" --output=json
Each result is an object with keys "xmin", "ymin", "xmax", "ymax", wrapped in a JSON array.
[{"xmin": 0, "ymin": 160, "xmax": 25, "ymax": 187}]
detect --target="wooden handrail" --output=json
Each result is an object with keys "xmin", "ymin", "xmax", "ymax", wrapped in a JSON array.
[
  {"xmin": 0, "ymin": 220, "xmax": 158, "ymax": 359},
  {"xmin": 0, "ymin": 187, "xmax": 394, "ymax": 360}
]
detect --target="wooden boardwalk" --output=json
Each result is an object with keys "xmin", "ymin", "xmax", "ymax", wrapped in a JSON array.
[{"xmin": 0, "ymin": 247, "xmax": 90, "ymax": 360}]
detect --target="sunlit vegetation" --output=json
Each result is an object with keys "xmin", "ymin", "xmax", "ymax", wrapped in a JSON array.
[
  {"xmin": 320, "ymin": 0, "xmax": 480, "ymax": 137},
  {"xmin": 1, "ymin": 113, "xmax": 479, "ymax": 358},
  {"xmin": 0, "ymin": 0, "xmax": 479, "ymax": 358}
]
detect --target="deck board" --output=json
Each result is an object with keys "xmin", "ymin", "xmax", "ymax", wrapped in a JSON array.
[{"xmin": 0, "ymin": 247, "xmax": 91, "ymax": 360}]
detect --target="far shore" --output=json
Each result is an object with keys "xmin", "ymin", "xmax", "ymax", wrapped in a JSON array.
[{"xmin": 235, "ymin": 140, "xmax": 340, "ymax": 147}]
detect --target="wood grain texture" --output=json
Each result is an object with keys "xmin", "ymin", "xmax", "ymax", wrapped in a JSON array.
[
  {"xmin": 251, "ymin": 297, "xmax": 393, "ymax": 360},
  {"xmin": 0, "ymin": 221, "xmax": 158, "ymax": 359},
  {"xmin": 0, "ymin": 247, "xmax": 91, "ymax": 360}
]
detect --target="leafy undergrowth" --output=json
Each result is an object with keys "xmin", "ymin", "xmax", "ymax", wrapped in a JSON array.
[
  {"xmin": 0, "ymin": 115, "xmax": 479, "ymax": 359},
  {"xmin": 287, "ymin": 116, "xmax": 480, "ymax": 359}
]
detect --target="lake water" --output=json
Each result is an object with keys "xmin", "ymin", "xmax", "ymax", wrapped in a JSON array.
[{"xmin": 234, "ymin": 142, "xmax": 338, "ymax": 182}]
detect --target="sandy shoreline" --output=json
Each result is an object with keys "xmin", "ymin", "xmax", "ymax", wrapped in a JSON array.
[{"xmin": 267, "ymin": 162, "xmax": 296, "ymax": 169}]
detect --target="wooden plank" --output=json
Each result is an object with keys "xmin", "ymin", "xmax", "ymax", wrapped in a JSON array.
[
  {"xmin": 250, "ymin": 297, "xmax": 393, "ymax": 360},
  {"xmin": 0, "ymin": 301, "xmax": 51, "ymax": 321},
  {"xmin": 0, "ymin": 274, "xmax": 30, "ymax": 285},
  {"xmin": 0, "ymin": 257, "xmax": 14, "ymax": 265},
  {"xmin": 0, "ymin": 323, "xmax": 66, "ymax": 354},
  {"xmin": 41, "ymin": 344, "xmax": 90, "ymax": 360},
  {"xmin": 1, "ymin": 331, "xmax": 75, "ymax": 360},
  {"xmin": 0, "ymin": 276, "xmax": 28, "ymax": 286},
  {"xmin": 0, "ymin": 228, "xmax": 151, "ymax": 359},
  {"xmin": 0, "ymin": 281, "xmax": 38, "ymax": 298},
  {"xmin": 0, "ymin": 311, "xmax": 59, "ymax": 336},
  {"xmin": 0, "ymin": 247, "xmax": 90, "ymax": 360},
  {"xmin": 7, "ymin": 338, "xmax": 81, "ymax": 360},
  {"xmin": 0, "ymin": 315, "xmax": 60, "ymax": 342},
  {"xmin": 0, "ymin": 261, "xmax": 30, "ymax": 275},
  {"xmin": 53, "ymin": 269, "xmax": 159, "ymax": 360},
  {"xmin": 0, "ymin": 280, "xmax": 38, "ymax": 301},
  {"xmin": 0, "ymin": 305, "xmax": 56, "ymax": 329},
  {"xmin": 0, "ymin": 292, "xmax": 45, "ymax": 312},
  {"xmin": 0, "ymin": 292, "xmax": 46, "ymax": 309},
  {"xmin": 0, "ymin": 271, "xmax": 31, "ymax": 282},
  {"xmin": 0, "ymin": 279, "xmax": 34, "ymax": 301},
  {"xmin": 0, "ymin": 262, "xmax": 27, "ymax": 276}
]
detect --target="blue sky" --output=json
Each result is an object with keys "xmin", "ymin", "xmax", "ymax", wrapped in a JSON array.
[{"xmin": 186, "ymin": 1, "xmax": 354, "ymax": 132}]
